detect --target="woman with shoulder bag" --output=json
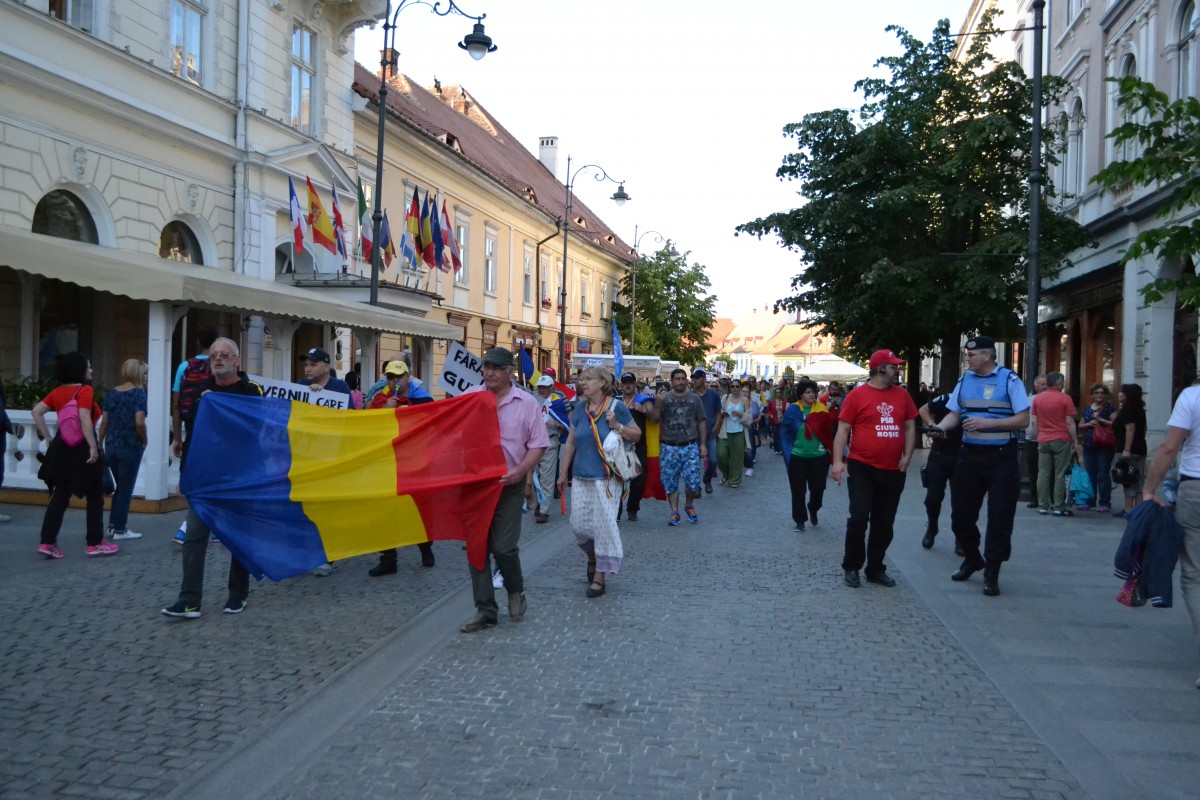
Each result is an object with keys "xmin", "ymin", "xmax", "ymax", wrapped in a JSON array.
[
  {"xmin": 1079, "ymin": 383, "xmax": 1117, "ymax": 513},
  {"xmin": 32, "ymin": 352, "xmax": 119, "ymax": 559},
  {"xmin": 1112, "ymin": 383, "xmax": 1148, "ymax": 518},
  {"xmin": 557, "ymin": 366, "xmax": 640, "ymax": 598}
]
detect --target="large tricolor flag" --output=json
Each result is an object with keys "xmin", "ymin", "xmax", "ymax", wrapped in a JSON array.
[
  {"xmin": 429, "ymin": 193, "xmax": 445, "ymax": 270},
  {"xmin": 440, "ymin": 198, "xmax": 461, "ymax": 273},
  {"xmin": 306, "ymin": 177, "xmax": 338, "ymax": 255},
  {"xmin": 400, "ymin": 187, "xmax": 421, "ymax": 272},
  {"xmin": 331, "ymin": 184, "xmax": 347, "ymax": 266},
  {"xmin": 379, "ymin": 212, "xmax": 396, "ymax": 268},
  {"xmin": 636, "ymin": 394, "xmax": 666, "ymax": 501},
  {"xmin": 357, "ymin": 179, "xmax": 372, "ymax": 261},
  {"xmin": 519, "ymin": 346, "xmax": 541, "ymax": 387},
  {"xmin": 288, "ymin": 177, "xmax": 305, "ymax": 253},
  {"xmin": 180, "ymin": 391, "xmax": 507, "ymax": 580},
  {"xmin": 419, "ymin": 192, "xmax": 437, "ymax": 270}
]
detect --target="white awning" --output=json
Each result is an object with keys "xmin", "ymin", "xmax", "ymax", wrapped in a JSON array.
[{"xmin": 0, "ymin": 225, "xmax": 458, "ymax": 339}]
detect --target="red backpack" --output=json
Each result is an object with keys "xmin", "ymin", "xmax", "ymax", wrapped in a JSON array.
[{"xmin": 177, "ymin": 357, "xmax": 211, "ymax": 424}]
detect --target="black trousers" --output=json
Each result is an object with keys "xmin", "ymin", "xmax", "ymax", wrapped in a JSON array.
[
  {"xmin": 1024, "ymin": 438, "xmax": 1039, "ymax": 507},
  {"xmin": 621, "ymin": 455, "xmax": 648, "ymax": 517},
  {"xmin": 842, "ymin": 459, "xmax": 906, "ymax": 575},
  {"xmin": 923, "ymin": 450, "xmax": 957, "ymax": 531},
  {"xmin": 950, "ymin": 443, "xmax": 1020, "ymax": 564},
  {"xmin": 787, "ymin": 454, "xmax": 829, "ymax": 525}
]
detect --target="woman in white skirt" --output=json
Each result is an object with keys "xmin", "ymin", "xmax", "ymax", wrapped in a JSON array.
[{"xmin": 557, "ymin": 366, "xmax": 641, "ymax": 597}]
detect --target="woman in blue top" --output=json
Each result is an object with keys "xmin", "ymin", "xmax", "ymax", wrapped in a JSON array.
[
  {"xmin": 1078, "ymin": 383, "xmax": 1117, "ymax": 513},
  {"xmin": 98, "ymin": 359, "xmax": 148, "ymax": 540},
  {"xmin": 556, "ymin": 365, "xmax": 640, "ymax": 598}
]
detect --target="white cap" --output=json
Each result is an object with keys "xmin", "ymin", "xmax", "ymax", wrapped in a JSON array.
[{"xmin": 536, "ymin": 375, "xmax": 555, "ymax": 387}]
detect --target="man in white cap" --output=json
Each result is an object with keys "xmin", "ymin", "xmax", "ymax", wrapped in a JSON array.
[{"xmin": 532, "ymin": 375, "xmax": 565, "ymax": 523}]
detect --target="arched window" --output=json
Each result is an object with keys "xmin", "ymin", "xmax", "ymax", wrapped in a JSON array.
[
  {"xmin": 1112, "ymin": 54, "xmax": 1139, "ymax": 162},
  {"xmin": 1068, "ymin": 99, "xmax": 1085, "ymax": 199},
  {"xmin": 32, "ymin": 189, "xmax": 98, "ymax": 243},
  {"xmin": 274, "ymin": 243, "xmax": 316, "ymax": 276},
  {"xmin": 159, "ymin": 221, "xmax": 202, "ymax": 263},
  {"xmin": 1179, "ymin": 1, "xmax": 1198, "ymax": 99}
]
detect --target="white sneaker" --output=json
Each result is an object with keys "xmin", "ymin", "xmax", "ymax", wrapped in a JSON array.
[
  {"xmin": 0, "ymin": 513, "xmax": 11, "ymax": 523},
  {"xmin": 745, "ymin": 469, "xmax": 754, "ymax": 477},
  {"xmin": 492, "ymin": 570, "xmax": 505, "ymax": 589},
  {"xmin": 313, "ymin": 563, "xmax": 333, "ymax": 577},
  {"xmin": 111, "ymin": 529, "xmax": 143, "ymax": 540}
]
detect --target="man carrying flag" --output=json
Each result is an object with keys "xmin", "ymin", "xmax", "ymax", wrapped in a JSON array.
[
  {"xmin": 288, "ymin": 177, "xmax": 305, "ymax": 254},
  {"xmin": 305, "ymin": 177, "xmax": 337, "ymax": 255},
  {"xmin": 356, "ymin": 179, "xmax": 372, "ymax": 262}
]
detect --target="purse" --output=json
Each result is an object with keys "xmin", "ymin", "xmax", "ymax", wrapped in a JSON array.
[
  {"xmin": 1116, "ymin": 575, "xmax": 1146, "ymax": 607},
  {"xmin": 57, "ymin": 385, "xmax": 86, "ymax": 448},
  {"xmin": 1092, "ymin": 417, "xmax": 1115, "ymax": 449},
  {"xmin": 588, "ymin": 400, "xmax": 642, "ymax": 482}
]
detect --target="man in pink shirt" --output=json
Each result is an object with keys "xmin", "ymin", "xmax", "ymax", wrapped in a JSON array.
[
  {"xmin": 1031, "ymin": 372, "xmax": 1079, "ymax": 516},
  {"xmin": 460, "ymin": 347, "xmax": 550, "ymax": 633}
]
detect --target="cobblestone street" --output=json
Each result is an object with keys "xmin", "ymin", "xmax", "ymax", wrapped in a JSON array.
[{"xmin": 2, "ymin": 448, "xmax": 1198, "ymax": 799}]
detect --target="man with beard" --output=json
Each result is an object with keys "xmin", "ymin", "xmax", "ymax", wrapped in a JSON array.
[{"xmin": 656, "ymin": 369, "xmax": 708, "ymax": 525}]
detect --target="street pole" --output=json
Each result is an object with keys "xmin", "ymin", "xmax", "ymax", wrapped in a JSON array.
[
  {"xmin": 629, "ymin": 227, "xmax": 670, "ymax": 355},
  {"xmin": 1025, "ymin": 0, "xmax": 1045, "ymax": 387}
]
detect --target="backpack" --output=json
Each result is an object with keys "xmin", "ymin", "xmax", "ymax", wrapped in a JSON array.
[
  {"xmin": 178, "ymin": 357, "xmax": 211, "ymax": 424},
  {"xmin": 57, "ymin": 385, "xmax": 85, "ymax": 447}
]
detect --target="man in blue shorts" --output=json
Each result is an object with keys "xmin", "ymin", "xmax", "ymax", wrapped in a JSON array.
[{"xmin": 654, "ymin": 368, "xmax": 708, "ymax": 525}]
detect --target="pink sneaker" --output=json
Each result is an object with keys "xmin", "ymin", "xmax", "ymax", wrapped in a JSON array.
[
  {"xmin": 85, "ymin": 541, "xmax": 120, "ymax": 557},
  {"xmin": 37, "ymin": 543, "xmax": 65, "ymax": 559}
]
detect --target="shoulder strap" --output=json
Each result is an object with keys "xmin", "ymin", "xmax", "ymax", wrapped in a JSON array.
[{"xmin": 586, "ymin": 401, "xmax": 613, "ymax": 482}]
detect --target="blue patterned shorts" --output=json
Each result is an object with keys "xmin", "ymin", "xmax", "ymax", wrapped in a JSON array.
[{"xmin": 660, "ymin": 442, "xmax": 701, "ymax": 495}]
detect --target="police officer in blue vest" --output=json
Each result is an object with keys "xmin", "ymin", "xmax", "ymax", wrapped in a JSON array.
[{"xmin": 930, "ymin": 336, "xmax": 1030, "ymax": 596}]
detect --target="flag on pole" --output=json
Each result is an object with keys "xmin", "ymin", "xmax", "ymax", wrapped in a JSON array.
[
  {"xmin": 519, "ymin": 346, "xmax": 541, "ymax": 387},
  {"xmin": 181, "ymin": 392, "xmax": 507, "ymax": 580},
  {"xmin": 331, "ymin": 184, "xmax": 347, "ymax": 266},
  {"xmin": 420, "ymin": 192, "xmax": 437, "ymax": 270},
  {"xmin": 357, "ymin": 179, "xmax": 373, "ymax": 261},
  {"xmin": 400, "ymin": 187, "xmax": 421, "ymax": 271},
  {"xmin": 380, "ymin": 212, "xmax": 396, "ymax": 268},
  {"xmin": 612, "ymin": 318, "xmax": 625, "ymax": 379},
  {"xmin": 440, "ymin": 198, "xmax": 460, "ymax": 273},
  {"xmin": 306, "ymin": 177, "xmax": 338, "ymax": 255},
  {"xmin": 288, "ymin": 177, "xmax": 305, "ymax": 253},
  {"xmin": 430, "ymin": 193, "xmax": 445, "ymax": 270}
]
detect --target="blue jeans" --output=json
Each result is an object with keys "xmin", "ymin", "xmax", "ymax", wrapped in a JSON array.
[
  {"xmin": 1083, "ymin": 447, "xmax": 1114, "ymax": 508},
  {"xmin": 105, "ymin": 447, "xmax": 143, "ymax": 532}
]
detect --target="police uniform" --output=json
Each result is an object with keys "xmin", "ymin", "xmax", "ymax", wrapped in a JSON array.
[
  {"xmin": 922, "ymin": 392, "xmax": 961, "ymax": 547},
  {"xmin": 946, "ymin": 338, "xmax": 1030, "ymax": 587}
]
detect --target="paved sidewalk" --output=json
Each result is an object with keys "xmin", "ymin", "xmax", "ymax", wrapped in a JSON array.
[{"xmin": 2, "ymin": 447, "xmax": 1197, "ymax": 799}]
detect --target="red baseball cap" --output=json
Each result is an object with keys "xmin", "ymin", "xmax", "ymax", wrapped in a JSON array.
[
  {"xmin": 542, "ymin": 366, "xmax": 556, "ymax": 378},
  {"xmin": 868, "ymin": 349, "xmax": 905, "ymax": 370}
]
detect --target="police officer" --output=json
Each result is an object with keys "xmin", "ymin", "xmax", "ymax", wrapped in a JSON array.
[
  {"xmin": 918, "ymin": 390, "xmax": 962, "ymax": 552},
  {"xmin": 931, "ymin": 336, "xmax": 1030, "ymax": 597}
]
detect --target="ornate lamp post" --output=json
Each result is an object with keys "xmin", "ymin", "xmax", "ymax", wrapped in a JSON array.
[
  {"xmin": 559, "ymin": 155, "xmax": 629, "ymax": 376},
  {"xmin": 628, "ymin": 225, "xmax": 677, "ymax": 353},
  {"xmin": 368, "ymin": 0, "xmax": 496, "ymax": 306}
]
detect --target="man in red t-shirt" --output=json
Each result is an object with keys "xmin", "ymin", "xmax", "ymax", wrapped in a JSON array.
[
  {"xmin": 831, "ymin": 349, "xmax": 918, "ymax": 588},
  {"xmin": 1031, "ymin": 371, "xmax": 1079, "ymax": 515}
]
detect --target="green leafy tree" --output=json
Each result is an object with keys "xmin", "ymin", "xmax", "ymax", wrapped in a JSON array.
[
  {"xmin": 613, "ymin": 246, "xmax": 717, "ymax": 366},
  {"xmin": 1093, "ymin": 76, "xmax": 1200, "ymax": 305},
  {"xmin": 736, "ymin": 15, "xmax": 1090, "ymax": 389}
]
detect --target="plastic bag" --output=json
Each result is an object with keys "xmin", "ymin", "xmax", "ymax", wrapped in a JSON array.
[{"xmin": 1069, "ymin": 463, "xmax": 1093, "ymax": 505}]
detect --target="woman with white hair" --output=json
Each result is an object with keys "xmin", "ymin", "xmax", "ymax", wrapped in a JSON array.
[
  {"xmin": 98, "ymin": 358, "xmax": 149, "ymax": 540},
  {"xmin": 556, "ymin": 365, "xmax": 640, "ymax": 597}
]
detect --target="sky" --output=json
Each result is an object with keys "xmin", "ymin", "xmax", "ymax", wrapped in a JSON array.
[{"xmin": 353, "ymin": 0, "xmax": 971, "ymax": 321}]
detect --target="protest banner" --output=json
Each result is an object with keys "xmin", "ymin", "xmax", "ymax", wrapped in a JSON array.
[
  {"xmin": 436, "ymin": 341, "xmax": 484, "ymax": 396},
  {"xmin": 249, "ymin": 375, "xmax": 351, "ymax": 409}
]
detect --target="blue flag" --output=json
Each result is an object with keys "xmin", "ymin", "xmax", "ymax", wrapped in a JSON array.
[
  {"xmin": 612, "ymin": 318, "xmax": 624, "ymax": 379},
  {"xmin": 519, "ymin": 345, "xmax": 539, "ymax": 386}
]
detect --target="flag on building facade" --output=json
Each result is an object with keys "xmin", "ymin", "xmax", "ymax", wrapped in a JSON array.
[
  {"xmin": 380, "ymin": 212, "xmax": 396, "ymax": 267},
  {"xmin": 180, "ymin": 392, "xmax": 507, "ymax": 580},
  {"xmin": 306, "ymin": 177, "xmax": 337, "ymax": 255},
  {"xmin": 430, "ymin": 193, "xmax": 445, "ymax": 270},
  {"xmin": 288, "ymin": 177, "xmax": 305, "ymax": 253},
  {"xmin": 331, "ymin": 184, "xmax": 347, "ymax": 265},
  {"xmin": 440, "ymin": 198, "xmax": 460, "ymax": 273},
  {"xmin": 419, "ymin": 192, "xmax": 437, "ymax": 270},
  {"xmin": 399, "ymin": 187, "xmax": 421, "ymax": 271},
  {"xmin": 357, "ymin": 179, "xmax": 372, "ymax": 262}
]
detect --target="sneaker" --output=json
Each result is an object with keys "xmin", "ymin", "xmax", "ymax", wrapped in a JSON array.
[
  {"xmin": 313, "ymin": 563, "xmax": 332, "ymax": 577},
  {"xmin": 668, "ymin": 512, "xmax": 681, "ymax": 527},
  {"xmin": 704, "ymin": 480, "xmax": 713, "ymax": 494},
  {"xmin": 795, "ymin": 522, "xmax": 805, "ymax": 532},
  {"xmin": 1097, "ymin": 505, "xmax": 1111, "ymax": 513},
  {"xmin": 173, "ymin": 529, "xmax": 186, "ymax": 545},
  {"xmin": 684, "ymin": 505, "xmax": 699, "ymax": 523},
  {"xmin": 37, "ymin": 543, "xmax": 65, "ymax": 559},
  {"xmin": 1053, "ymin": 509, "xmax": 1075, "ymax": 517},
  {"xmin": 1037, "ymin": 508, "xmax": 1049, "ymax": 515},
  {"xmin": 85, "ymin": 541, "xmax": 120, "ymax": 557},
  {"xmin": 161, "ymin": 600, "xmax": 201, "ymax": 619},
  {"xmin": 492, "ymin": 570, "xmax": 505, "ymax": 589},
  {"xmin": 223, "ymin": 597, "xmax": 246, "ymax": 614},
  {"xmin": 627, "ymin": 512, "xmax": 638, "ymax": 522},
  {"xmin": 110, "ymin": 529, "xmax": 143, "ymax": 540},
  {"xmin": 1113, "ymin": 509, "xmax": 1127, "ymax": 518},
  {"xmin": 745, "ymin": 468, "xmax": 754, "ymax": 477}
]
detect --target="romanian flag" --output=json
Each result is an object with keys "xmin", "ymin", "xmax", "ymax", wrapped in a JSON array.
[
  {"xmin": 180, "ymin": 391, "xmax": 507, "ymax": 580},
  {"xmin": 519, "ymin": 345, "xmax": 541, "ymax": 387},
  {"xmin": 636, "ymin": 394, "xmax": 666, "ymax": 501},
  {"xmin": 380, "ymin": 212, "xmax": 396, "ymax": 268},
  {"xmin": 430, "ymin": 192, "xmax": 445, "ymax": 269},
  {"xmin": 306, "ymin": 177, "xmax": 338, "ymax": 255},
  {"xmin": 420, "ymin": 191, "xmax": 437, "ymax": 270}
]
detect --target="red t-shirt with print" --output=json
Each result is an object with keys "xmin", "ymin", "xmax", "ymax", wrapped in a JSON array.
[{"xmin": 839, "ymin": 383, "xmax": 918, "ymax": 471}]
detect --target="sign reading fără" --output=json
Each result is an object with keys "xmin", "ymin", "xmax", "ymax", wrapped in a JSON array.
[{"xmin": 436, "ymin": 341, "xmax": 484, "ymax": 396}]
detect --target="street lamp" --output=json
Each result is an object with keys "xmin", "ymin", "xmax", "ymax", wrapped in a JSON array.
[
  {"xmin": 368, "ymin": 1, "xmax": 496, "ymax": 306},
  {"xmin": 1025, "ymin": 0, "xmax": 1045, "ymax": 388},
  {"xmin": 628, "ymin": 225, "xmax": 677, "ymax": 353},
  {"xmin": 559, "ymin": 155, "xmax": 629, "ymax": 377}
]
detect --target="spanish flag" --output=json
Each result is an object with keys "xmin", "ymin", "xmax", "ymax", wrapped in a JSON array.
[
  {"xmin": 306, "ymin": 177, "xmax": 338, "ymax": 255},
  {"xmin": 180, "ymin": 391, "xmax": 506, "ymax": 580}
]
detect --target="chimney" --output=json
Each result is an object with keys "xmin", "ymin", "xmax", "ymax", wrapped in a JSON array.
[
  {"xmin": 378, "ymin": 49, "xmax": 398, "ymax": 81},
  {"xmin": 539, "ymin": 136, "xmax": 558, "ymax": 176}
]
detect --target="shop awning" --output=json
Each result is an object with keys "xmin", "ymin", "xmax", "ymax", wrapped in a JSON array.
[{"xmin": 0, "ymin": 226, "xmax": 459, "ymax": 339}]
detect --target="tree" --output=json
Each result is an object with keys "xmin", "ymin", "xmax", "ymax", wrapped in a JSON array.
[
  {"xmin": 736, "ymin": 15, "xmax": 1090, "ymax": 389},
  {"xmin": 1093, "ymin": 76, "xmax": 1200, "ymax": 306},
  {"xmin": 711, "ymin": 353, "xmax": 736, "ymax": 372},
  {"xmin": 612, "ymin": 246, "xmax": 717, "ymax": 366}
]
